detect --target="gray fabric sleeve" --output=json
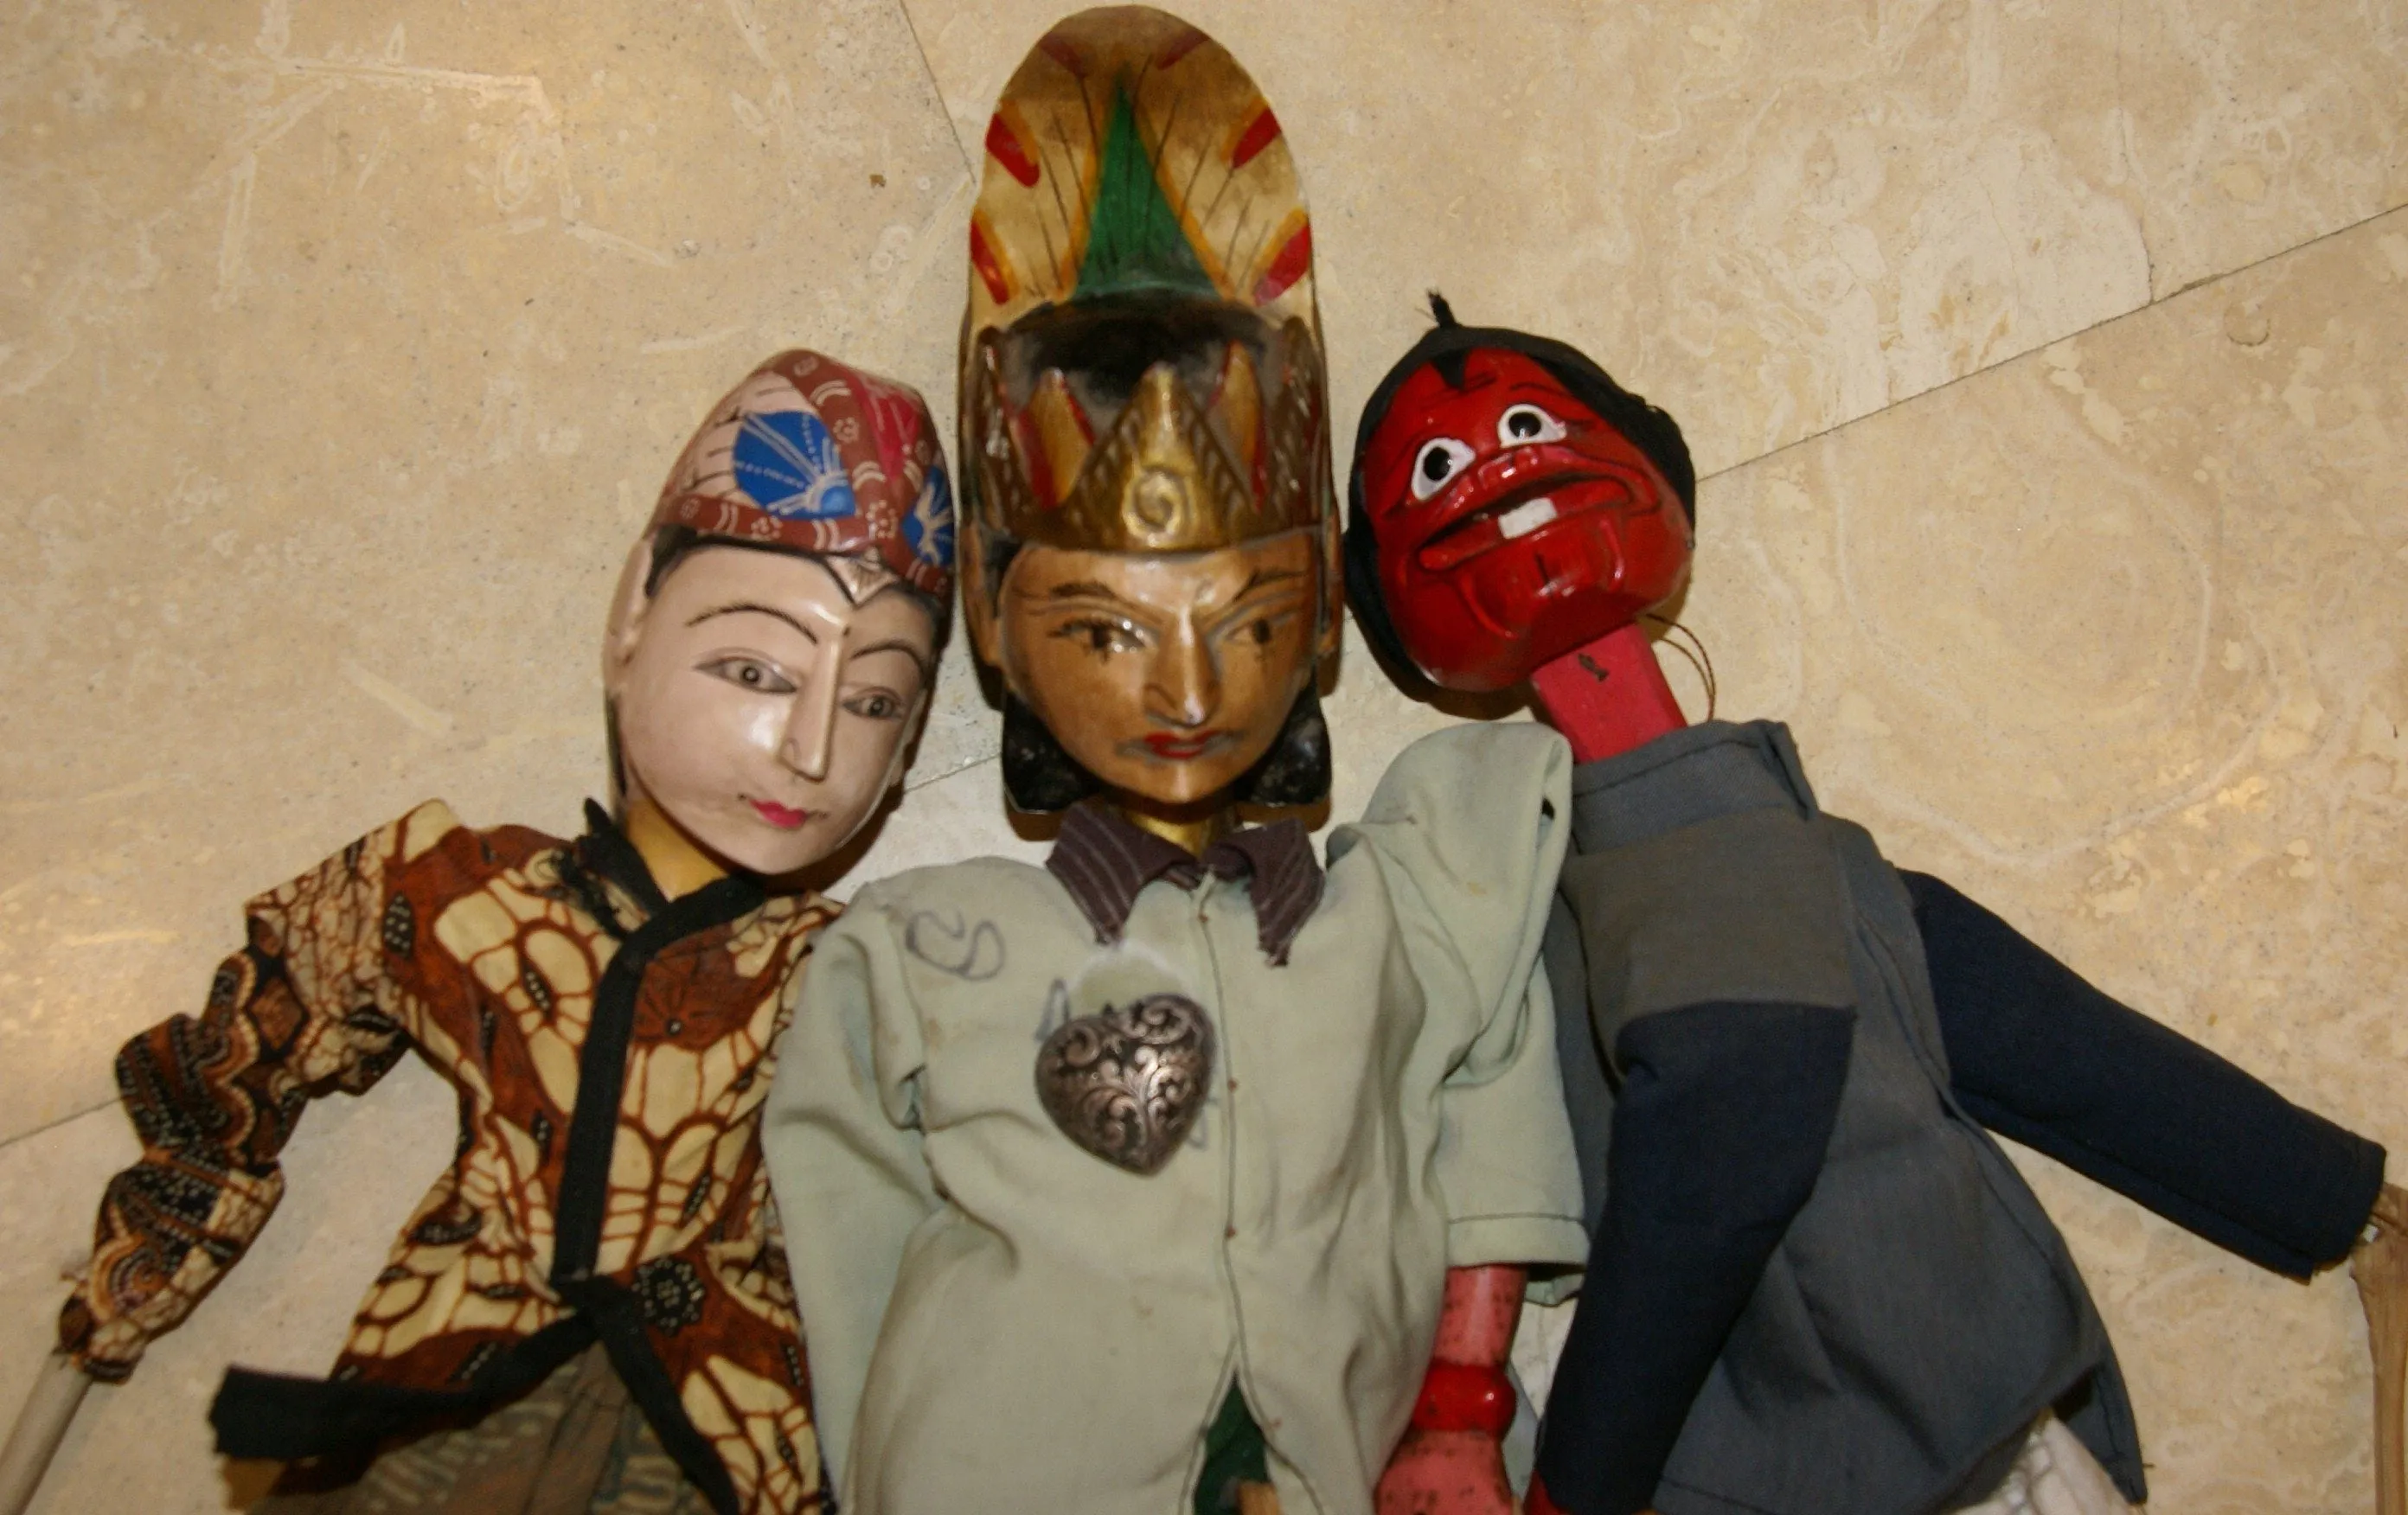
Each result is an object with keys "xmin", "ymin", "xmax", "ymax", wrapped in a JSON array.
[{"xmin": 1562, "ymin": 804, "xmax": 1857, "ymax": 1058}]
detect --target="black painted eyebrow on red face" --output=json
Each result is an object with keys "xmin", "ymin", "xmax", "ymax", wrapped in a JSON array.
[{"xmin": 1502, "ymin": 378, "xmax": 1572, "ymax": 400}]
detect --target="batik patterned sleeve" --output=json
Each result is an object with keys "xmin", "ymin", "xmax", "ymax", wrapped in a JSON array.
[{"xmin": 56, "ymin": 803, "xmax": 446, "ymax": 1379}]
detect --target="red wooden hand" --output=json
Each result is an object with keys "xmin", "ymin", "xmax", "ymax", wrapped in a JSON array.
[{"xmin": 1378, "ymin": 1265, "xmax": 1525, "ymax": 1514}]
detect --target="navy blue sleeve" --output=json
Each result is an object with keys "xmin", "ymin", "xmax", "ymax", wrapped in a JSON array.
[
  {"xmin": 1534, "ymin": 1000, "xmax": 1854, "ymax": 1515},
  {"xmin": 1905, "ymin": 870, "xmax": 2385, "ymax": 1278}
]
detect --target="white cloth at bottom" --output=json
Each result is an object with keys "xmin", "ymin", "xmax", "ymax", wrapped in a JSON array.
[{"xmin": 1954, "ymin": 1414, "xmax": 2136, "ymax": 1515}]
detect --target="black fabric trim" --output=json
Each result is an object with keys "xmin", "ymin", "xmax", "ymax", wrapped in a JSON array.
[
  {"xmin": 576, "ymin": 799, "xmax": 672, "ymax": 923},
  {"xmin": 213, "ymin": 859, "xmax": 768, "ymax": 1514},
  {"xmin": 550, "ymin": 873, "xmax": 761, "ymax": 1282},
  {"xmin": 557, "ymin": 1272, "xmax": 741, "ymax": 1514},
  {"xmin": 1905, "ymin": 869, "xmax": 2386, "ymax": 1277},
  {"xmin": 210, "ymin": 1314, "xmax": 596, "ymax": 1458},
  {"xmin": 547, "ymin": 869, "xmax": 762, "ymax": 1514}
]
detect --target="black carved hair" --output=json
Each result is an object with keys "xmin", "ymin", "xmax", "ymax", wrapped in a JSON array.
[
  {"xmin": 1342, "ymin": 295, "xmax": 1694, "ymax": 694},
  {"xmin": 968, "ymin": 482, "xmax": 1334, "ymax": 815},
  {"xmin": 999, "ymin": 684, "xmax": 1331, "ymax": 815}
]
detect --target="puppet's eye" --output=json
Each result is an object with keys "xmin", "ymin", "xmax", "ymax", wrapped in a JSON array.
[
  {"xmin": 1410, "ymin": 438, "xmax": 1476, "ymax": 501},
  {"xmin": 701, "ymin": 655, "xmax": 798, "ymax": 694},
  {"xmin": 1497, "ymin": 404, "xmax": 1567, "ymax": 445}
]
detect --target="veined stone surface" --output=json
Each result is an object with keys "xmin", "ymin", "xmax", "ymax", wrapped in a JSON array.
[
  {"xmin": 1681, "ymin": 204, "xmax": 2408, "ymax": 1515},
  {"xmin": 3, "ymin": 1, "xmax": 2405, "ymax": 1511},
  {"xmin": 0, "ymin": 0, "xmax": 974, "ymax": 1141},
  {"xmin": 906, "ymin": 0, "xmax": 2408, "ymax": 473}
]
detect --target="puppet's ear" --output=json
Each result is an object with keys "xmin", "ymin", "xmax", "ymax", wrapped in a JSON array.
[
  {"xmin": 960, "ymin": 521, "xmax": 1005, "ymax": 669},
  {"xmin": 1316, "ymin": 495, "xmax": 1345, "ymax": 660},
  {"xmin": 602, "ymin": 535, "xmax": 658, "ymax": 695}
]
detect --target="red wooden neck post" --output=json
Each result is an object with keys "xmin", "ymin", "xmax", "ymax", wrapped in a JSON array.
[{"xmin": 1528, "ymin": 622, "xmax": 1689, "ymax": 764}]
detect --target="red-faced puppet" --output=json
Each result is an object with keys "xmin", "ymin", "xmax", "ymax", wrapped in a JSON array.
[
  {"xmin": 1347, "ymin": 302, "xmax": 2408, "ymax": 1515},
  {"xmin": 1347, "ymin": 297, "xmax": 1695, "ymax": 704}
]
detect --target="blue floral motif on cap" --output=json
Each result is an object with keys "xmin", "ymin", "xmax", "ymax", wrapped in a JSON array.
[
  {"xmin": 733, "ymin": 409, "xmax": 858, "ymax": 520},
  {"xmin": 904, "ymin": 469, "xmax": 957, "ymax": 569}
]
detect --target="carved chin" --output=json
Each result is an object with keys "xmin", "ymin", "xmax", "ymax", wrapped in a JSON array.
[
  {"xmin": 708, "ymin": 816, "xmax": 832, "ymax": 878},
  {"xmin": 1078, "ymin": 737, "xmax": 1262, "ymax": 808}
]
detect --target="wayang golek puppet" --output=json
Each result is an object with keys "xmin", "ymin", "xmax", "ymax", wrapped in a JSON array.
[
  {"xmin": 0, "ymin": 350, "xmax": 957, "ymax": 1515},
  {"xmin": 1346, "ymin": 300, "xmax": 2408, "ymax": 1515},
  {"xmin": 759, "ymin": 12, "xmax": 1585, "ymax": 1515}
]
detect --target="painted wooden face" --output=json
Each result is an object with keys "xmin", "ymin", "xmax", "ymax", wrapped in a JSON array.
[
  {"xmin": 996, "ymin": 529, "xmax": 1321, "ymax": 809},
  {"xmin": 1358, "ymin": 348, "xmax": 1693, "ymax": 692},
  {"xmin": 610, "ymin": 545, "xmax": 935, "ymax": 876}
]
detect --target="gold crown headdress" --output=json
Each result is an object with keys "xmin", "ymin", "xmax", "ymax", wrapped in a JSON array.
[{"xmin": 961, "ymin": 6, "xmax": 1332, "ymax": 556}]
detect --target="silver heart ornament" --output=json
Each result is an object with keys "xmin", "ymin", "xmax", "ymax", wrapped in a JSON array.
[{"xmin": 1034, "ymin": 994, "xmax": 1215, "ymax": 1175}]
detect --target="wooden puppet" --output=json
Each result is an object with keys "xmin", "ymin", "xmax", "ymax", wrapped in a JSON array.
[
  {"xmin": 1342, "ymin": 301, "xmax": 2408, "ymax": 1515},
  {"xmin": 758, "ymin": 12, "xmax": 1584, "ymax": 1515},
  {"xmin": 0, "ymin": 350, "xmax": 957, "ymax": 1515}
]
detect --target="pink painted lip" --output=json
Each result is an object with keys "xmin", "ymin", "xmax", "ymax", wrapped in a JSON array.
[
  {"xmin": 1138, "ymin": 730, "xmax": 1229, "ymax": 762},
  {"xmin": 750, "ymin": 798, "xmax": 813, "ymax": 830}
]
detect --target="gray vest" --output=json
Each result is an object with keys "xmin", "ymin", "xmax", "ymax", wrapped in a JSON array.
[{"xmin": 1545, "ymin": 719, "xmax": 2144, "ymax": 1515}]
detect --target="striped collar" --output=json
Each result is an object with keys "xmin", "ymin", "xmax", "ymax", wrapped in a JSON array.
[{"xmin": 1045, "ymin": 802, "xmax": 1323, "ymax": 966}]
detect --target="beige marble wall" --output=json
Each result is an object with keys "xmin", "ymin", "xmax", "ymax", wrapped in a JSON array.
[
  {"xmin": 1677, "ymin": 203, "xmax": 2408, "ymax": 1514},
  {"xmin": 3, "ymin": 1, "xmax": 2404, "ymax": 1511}
]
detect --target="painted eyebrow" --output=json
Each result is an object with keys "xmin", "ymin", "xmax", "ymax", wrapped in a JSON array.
[
  {"xmin": 1044, "ymin": 580, "xmax": 1136, "ymax": 604},
  {"xmin": 1233, "ymin": 566, "xmax": 1306, "ymax": 598},
  {"xmin": 684, "ymin": 602, "xmax": 821, "ymax": 641},
  {"xmin": 1201, "ymin": 566, "xmax": 1310, "ymax": 624},
  {"xmin": 846, "ymin": 637, "xmax": 934, "ymax": 678}
]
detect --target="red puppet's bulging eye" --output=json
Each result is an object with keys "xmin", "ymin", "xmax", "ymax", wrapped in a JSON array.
[
  {"xmin": 1410, "ymin": 438, "xmax": 1475, "ymax": 501},
  {"xmin": 1496, "ymin": 404, "xmax": 1566, "ymax": 445}
]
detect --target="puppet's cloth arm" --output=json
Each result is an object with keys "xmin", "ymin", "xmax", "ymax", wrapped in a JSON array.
[
  {"xmin": 56, "ymin": 809, "xmax": 430, "ymax": 1381},
  {"xmin": 1530, "ymin": 1000, "xmax": 1853, "ymax": 1515},
  {"xmin": 1905, "ymin": 870, "xmax": 2385, "ymax": 1277},
  {"xmin": 1534, "ymin": 796, "xmax": 1862, "ymax": 1515},
  {"xmin": 759, "ymin": 891, "xmax": 938, "ymax": 1502}
]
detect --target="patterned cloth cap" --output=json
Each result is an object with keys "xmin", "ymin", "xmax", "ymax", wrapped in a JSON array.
[{"xmin": 651, "ymin": 349, "xmax": 955, "ymax": 598}]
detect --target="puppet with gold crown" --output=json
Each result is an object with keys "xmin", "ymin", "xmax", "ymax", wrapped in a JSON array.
[{"xmin": 760, "ymin": 10, "xmax": 1585, "ymax": 1514}]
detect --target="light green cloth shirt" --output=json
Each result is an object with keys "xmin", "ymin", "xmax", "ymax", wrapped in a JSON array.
[{"xmin": 762, "ymin": 723, "xmax": 1587, "ymax": 1515}]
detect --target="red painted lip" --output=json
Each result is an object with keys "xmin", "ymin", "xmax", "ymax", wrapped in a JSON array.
[
  {"xmin": 1137, "ymin": 730, "xmax": 1228, "ymax": 762},
  {"xmin": 1416, "ymin": 470, "xmax": 1630, "ymax": 574},
  {"xmin": 750, "ymin": 798, "xmax": 813, "ymax": 830}
]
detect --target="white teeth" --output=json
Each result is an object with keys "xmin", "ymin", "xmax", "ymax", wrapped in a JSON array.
[{"xmin": 1497, "ymin": 496, "xmax": 1559, "ymax": 540}]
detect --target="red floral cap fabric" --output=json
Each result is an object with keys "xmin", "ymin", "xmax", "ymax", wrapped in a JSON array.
[{"xmin": 651, "ymin": 349, "xmax": 955, "ymax": 598}]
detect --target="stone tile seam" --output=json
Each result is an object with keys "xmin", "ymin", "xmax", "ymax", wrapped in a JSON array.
[
  {"xmin": 0, "ymin": 1103, "xmax": 111, "ymax": 1158},
  {"xmin": 890, "ymin": 3, "xmax": 2398, "ymax": 495},
  {"xmin": 895, "ymin": 0, "xmax": 974, "ymax": 177},
  {"xmin": 901, "ymin": 751, "xmax": 994, "ymax": 794},
  {"xmin": 10, "ymin": 179, "xmax": 2395, "ymax": 1160},
  {"xmin": 893, "ymin": 201, "xmax": 2408, "ymax": 797},
  {"xmin": 1695, "ymin": 197, "xmax": 2408, "ymax": 489}
]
